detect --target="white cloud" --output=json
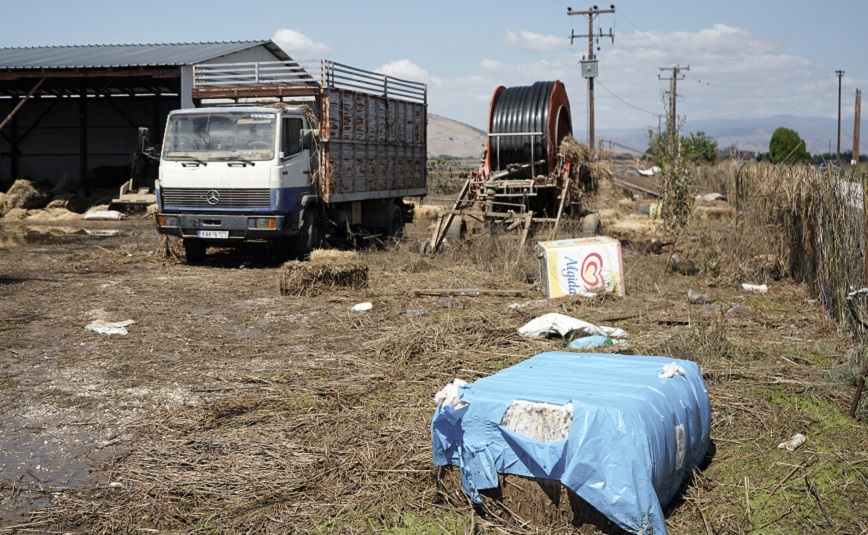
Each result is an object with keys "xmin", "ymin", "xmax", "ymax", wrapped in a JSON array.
[
  {"xmin": 271, "ymin": 29, "xmax": 330, "ymax": 58},
  {"xmin": 503, "ymin": 30, "xmax": 566, "ymax": 54},
  {"xmin": 480, "ymin": 59, "xmax": 501, "ymax": 71},
  {"xmin": 584, "ymin": 23, "xmax": 823, "ymax": 129},
  {"xmin": 375, "ymin": 59, "xmax": 431, "ymax": 83}
]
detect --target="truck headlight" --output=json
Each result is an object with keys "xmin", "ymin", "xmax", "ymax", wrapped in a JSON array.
[
  {"xmin": 250, "ymin": 217, "xmax": 277, "ymax": 230},
  {"xmin": 157, "ymin": 215, "xmax": 178, "ymax": 227}
]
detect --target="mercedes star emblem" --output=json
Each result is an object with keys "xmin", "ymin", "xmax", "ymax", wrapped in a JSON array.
[{"xmin": 205, "ymin": 190, "xmax": 220, "ymax": 205}]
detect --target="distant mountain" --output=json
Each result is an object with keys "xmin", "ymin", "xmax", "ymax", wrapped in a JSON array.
[
  {"xmin": 427, "ymin": 114, "xmax": 486, "ymax": 159},
  {"xmin": 590, "ymin": 115, "xmax": 867, "ymax": 157}
]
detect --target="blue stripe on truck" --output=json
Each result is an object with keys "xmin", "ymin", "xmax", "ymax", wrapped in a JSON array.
[{"xmin": 272, "ymin": 186, "xmax": 311, "ymax": 212}]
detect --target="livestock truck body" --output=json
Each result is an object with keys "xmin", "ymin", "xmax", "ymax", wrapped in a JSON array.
[{"xmin": 153, "ymin": 60, "xmax": 427, "ymax": 262}]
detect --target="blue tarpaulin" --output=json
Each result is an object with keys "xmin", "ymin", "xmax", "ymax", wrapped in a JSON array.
[{"xmin": 431, "ymin": 351, "xmax": 711, "ymax": 534}]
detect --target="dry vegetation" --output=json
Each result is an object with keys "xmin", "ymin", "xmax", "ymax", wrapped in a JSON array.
[{"xmin": 0, "ymin": 162, "xmax": 866, "ymax": 535}]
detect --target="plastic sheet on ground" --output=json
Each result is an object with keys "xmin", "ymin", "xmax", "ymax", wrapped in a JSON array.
[
  {"xmin": 518, "ymin": 313, "xmax": 627, "ymax": 339},
  {"xmin": 86, "ymin": 319, "xmax": 135, "ymax": 335},
  {"xmin": 431, "ymin": 351, "xmax": 711, "ymax": 535}
]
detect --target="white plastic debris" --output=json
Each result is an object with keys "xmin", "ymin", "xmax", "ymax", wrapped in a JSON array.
[
  {"xmin": 696, "ymin": 193, "xmax": 727, "ymax": 203},
  {"xmin": 86, "ymin": 319, "xmax": 136, "ymax": 335},
  {"xmin": 507, "ymin": 299, "xmax": 547, "ymax": 310},
  {"xmin": 501, "ymin": 400, "xmax": 573, "ymax": 442},
  {"xmin": 742, "ymin": 283, "xmax": 768, "ymax": 293},
  {"xmin": 688, "ymin": 289, "xmax": 713, "ymax": 304},
  {"xmin": 659, "ymin": 362, "xmax": 686, "ymax": 378},
  {"xmin": 518, "ymin": 313, "xmax": 627, "ymax": 340},
  {"xmin": 777, "ymin": 433, "xmax": 807, "ymax": 452},
  {"xmin": 637, "ymin": 165, "xmax": 661, "ymax": 176},
  {"xmin": 84, "ymin": 229, "xmax": 121, "ymax": 237},
  {"xmin": 350, "ymin": 302, "xmax": 372, "ymax": 312},
  {"xmin": 434, "ymin": 379, "xmax": 468, "ymax": 408},
  {"xmin": 84, "ymin": 210, "xmax": 125, "ymax": 221}
]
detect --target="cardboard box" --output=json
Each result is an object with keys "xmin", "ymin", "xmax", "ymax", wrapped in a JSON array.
[{"xmin": 535, "ymin": 236, "xmax": 625, "ymax": 298}]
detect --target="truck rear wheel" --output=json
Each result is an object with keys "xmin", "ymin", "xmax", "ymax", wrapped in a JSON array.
[
  {"xmin": 183, "ymin": 239, "xmax": 207, "ymax": 264},
  {"xmin": 388, "ymin": 204, "xmax": 405, "ymax": 240}
]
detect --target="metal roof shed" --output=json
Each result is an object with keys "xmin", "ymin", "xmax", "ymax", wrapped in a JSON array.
[{"xmin": 0, "ymin": 41, "xmax": 290, "ymax": 192}]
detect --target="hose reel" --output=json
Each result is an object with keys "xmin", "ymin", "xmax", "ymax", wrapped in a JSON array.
[{"xmin": 483, "ymin": 80, "xmax": 572, "ymax": 178}]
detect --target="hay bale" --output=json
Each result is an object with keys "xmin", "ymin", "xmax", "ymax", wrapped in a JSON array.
[
  {"xmin": 2, "ymin": 179, "xmax": 47, "ymax": 213},
  {"xmin": 280, "ymin": 250, "xmax": 368, "ymax": 296},
  {"xmin": 607, "ymin": 216, "xmax": 663, "ymax": 238},
  {"xmin": 693, "ymin": 204, "xmax": 735, "ymax": 221},
  {"xmin": 413, "ymin": 203, "xmax": 442, "ymax": 221},
  {"xmin": 309, "ymin": 249, "xmax": 360, "ymax": 264},
  {"xmin": 47, "ymin": 193, "xmax": 87, "ymax": 214},
  {"xmin": 49, "ymin": 175, "xmax": 80, "ymax": 196}
]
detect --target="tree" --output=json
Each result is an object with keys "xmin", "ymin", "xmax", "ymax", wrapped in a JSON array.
[
  {"xmin": 647, "ymin": 130, "xmax": 718, "ymax": 164},
  {"xmin": 769, "ymin": 127, "xmax": 810, "ymax": 164},
  {"xmin": 681, "ymin": 131, "xmax": 718, "ymax": 163}
]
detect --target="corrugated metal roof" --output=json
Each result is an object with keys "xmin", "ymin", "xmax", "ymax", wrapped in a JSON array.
[{"xmin": 0, "ymin": 41, "xmax": 290, "ymax": 70}]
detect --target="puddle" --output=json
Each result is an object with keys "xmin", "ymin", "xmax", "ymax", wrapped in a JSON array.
[
  {"xmin": 0, "ymin": 403, "xmax": 124, "ymax": 523},
  {"xmin": 0, "ymin": 225, "xmax": 121, "ymax": 248}
]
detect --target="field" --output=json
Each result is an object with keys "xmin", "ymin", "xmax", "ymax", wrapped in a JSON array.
[{"xmin": 0, "ymin": 174, "xmax": 866, "ymax": 535}]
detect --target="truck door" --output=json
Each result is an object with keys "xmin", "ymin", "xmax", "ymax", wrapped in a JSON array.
[{"xmin": 276, "ymin": 117, "xmax": 309, "ymax": 212}]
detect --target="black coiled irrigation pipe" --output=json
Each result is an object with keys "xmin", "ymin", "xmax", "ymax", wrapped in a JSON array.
[{"xmin": 486, "ymin": 80, "xmax": 572, "ymax": 177}]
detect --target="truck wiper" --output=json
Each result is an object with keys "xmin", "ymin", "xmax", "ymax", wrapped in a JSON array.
[
  {"xmin": 217, "ymin": 155, "xmax": 256, "ymax": 166},
  {"xmin": 174, "ymin": 155, "xmax": 208, "ymax": 166}
]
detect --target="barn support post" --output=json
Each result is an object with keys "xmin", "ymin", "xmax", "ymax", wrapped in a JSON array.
[
  {"xmin": 78, "ymin": 84, "xmax": 89, "ymax": 194},
  {"xmin": 9, "ymin": 114, "xmax": 18, "ymax": 180}
]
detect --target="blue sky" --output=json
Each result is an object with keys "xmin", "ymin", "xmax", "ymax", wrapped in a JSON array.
[{"xmin": 3, "ymin": 0, "xmax": 865, "ymax": 138}]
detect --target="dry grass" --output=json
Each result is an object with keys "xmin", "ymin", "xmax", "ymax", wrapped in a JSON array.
[{"xmin": 3, "ymin": 164, "xmax": 868, "ymax": 534}]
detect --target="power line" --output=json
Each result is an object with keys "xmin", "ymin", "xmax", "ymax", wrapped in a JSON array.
[{"xmin": 595, "ymin": 78, "xmax": 660, "ymax": 117}]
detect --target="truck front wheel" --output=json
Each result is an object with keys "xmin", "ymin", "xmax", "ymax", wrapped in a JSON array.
[
  {"xmin": 183, "ymin": 239, "xmax": 207, "ymax": 264},
  {"xmin": 295, "ymin": 208, "xmax": 323, "ymax": 260}
]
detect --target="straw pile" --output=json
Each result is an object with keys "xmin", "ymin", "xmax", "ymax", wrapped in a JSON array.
[
  {"xmin": 558, "ymin": 136, "xmax": 612, "ymax": 204},
  {"xmin": 279, "ymin": 249, "xmax": 368, "ymax": 296},
  {"xmin": 1, "ymin": 179, "xmax": 47, "ymax": 215}
]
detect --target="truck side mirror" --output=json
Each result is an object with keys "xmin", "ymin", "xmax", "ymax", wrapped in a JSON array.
[
  {"xmin": 138, "ymin": 127, "xmax": 150, "ymax": 150},
  {"xmin": 302, "ymin": 130, "xmax": 315, "ymax": 151}
]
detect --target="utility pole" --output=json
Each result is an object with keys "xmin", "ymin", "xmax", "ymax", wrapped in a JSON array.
[
  {"xmin": 659, "ymin": 65, "xmax": 689, "ymax": 157},
  {"xmin": 568, "ymin": 5, "xmax": 615, "ymax": 152},
  {"xmin": 853, "ymin": 88, "xmax": 861, "ymax": 164},
  {"xmin": 836, "ymin": 70, "xmax": 845, "ymax": 163}
]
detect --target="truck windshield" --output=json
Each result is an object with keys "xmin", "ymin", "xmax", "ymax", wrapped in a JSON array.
[{"xmin": 163, "ymin": 111, "xmax": 277, "ymax": 161}]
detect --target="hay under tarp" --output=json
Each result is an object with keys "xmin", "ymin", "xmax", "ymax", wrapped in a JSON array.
[{"xmin": 279, "ymin": 249, "xmax": 368, "ymax": 297}]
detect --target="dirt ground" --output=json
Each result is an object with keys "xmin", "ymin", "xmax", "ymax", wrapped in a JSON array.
[{"xmin": 0, "ymin": 189, "xmax": 866, "ymax": 534}]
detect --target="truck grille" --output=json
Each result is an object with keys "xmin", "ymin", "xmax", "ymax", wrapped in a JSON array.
[{"xmin": 161, "ymin": 188, "xmax": 271, "ymax": 209}]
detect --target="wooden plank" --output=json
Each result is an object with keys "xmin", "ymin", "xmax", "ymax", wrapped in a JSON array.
[{"xmin": 0, "ymin": 77, "xmax": 45, "ymax": 132}]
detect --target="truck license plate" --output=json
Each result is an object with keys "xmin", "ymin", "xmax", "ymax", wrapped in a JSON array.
[{"xmin": 198, "ymin": 230, "xmax": 229, "ymax": 239}]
